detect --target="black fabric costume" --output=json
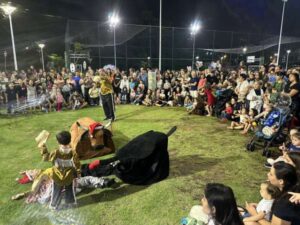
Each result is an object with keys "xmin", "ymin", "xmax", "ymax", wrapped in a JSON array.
[{"xmin": 81, "ymin": 127, "xmax": 176, "ymax": 185}]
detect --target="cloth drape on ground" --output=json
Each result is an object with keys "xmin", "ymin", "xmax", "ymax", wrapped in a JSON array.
[{"xmin": 81, "ymin": 128, "xmax": 175, "ymax": 185}]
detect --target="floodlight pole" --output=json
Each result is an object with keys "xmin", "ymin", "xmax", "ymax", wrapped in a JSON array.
[
  {"xmin": 276, "ymin": 0, "xmax": 288, "ymax": 65},
  {"xmin": 4, "ymin": 50, "xmax": 7, "ymax": 71},
  {"xmin": 8, "ymin": 13, "xmax": 18, "ymax": 71},
  {"xmin": 192, "ymin": 35, "xmax": 196, "ymax": 69},
  {"xmin": 113, "ymin": 26, "xmax": 117, "ymax": 68},
  {"xmin": 40, "ymin": 47, "xmax": 45, "ymax": 71},
  {"xmin": 285, "ymin": 50, "xmax": 291, "ymax": 71},
  {"xmin": 159, "ymin": 0, "xmax": 162, "ymax": 71}
]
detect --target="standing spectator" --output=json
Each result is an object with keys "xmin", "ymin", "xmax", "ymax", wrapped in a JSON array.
[
  {"xmin": 61, "ymin": 80, "xmax": 72, "ymax": 104},
  {"xmin": 120, "ymin": 76, "xmax": 129, "ymax": 92},
  {"xmin": 139, "ymin": 68, "xmax": 148, "ymax": 90},
  {"xmin": 89, "ymin": 82, "xmax": 100, "ymax": 106},
  {"xmin": 72, "ymin": 71, "xmax": 82, "ymax": 94},
  {"xmin": 83, "ymin": 74, "xmax": 93, "ymax": 105},
  {"xmin": 285, "ymin": 72, "xmax": 300, "ymax": 121},
  {"xmin": 16, "ymin": 79, "xmax": 27, "ymax": 105},
  {"xmin": 27, "ymin": 80, "xmax": 37, "ymax": 105},
  {"xmin": 113, "ymin": 70, "xmax": 122, "ymax": 103},
  {"xmin": 202, "ymin": 84, "xmax": 215, "ymax": 116},
  {"xmin": 54, "ymin": 73, "xmax": 64, "ymax": 89},
  {"xmin": 235, "ymin": 73, "xmax": 249, "ymax": 107},
  {"xmin": 5, "ymin": 83, "xmax": 18, "ymax": 114},
  {"xmin": 189, "ymin": 70, "xmax": 199, "ymax": 99},
  {"xmin": 247, "ymin": 81, "xmax": 264, "ymax": 113}
]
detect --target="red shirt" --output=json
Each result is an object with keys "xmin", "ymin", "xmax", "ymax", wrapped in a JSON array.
[{"xmin": 225, "ymin": 106, "xmax": 233, "ymax": 115}]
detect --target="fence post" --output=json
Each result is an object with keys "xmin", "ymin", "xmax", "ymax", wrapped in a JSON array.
[
  {"xmin": 230, "ymin": 31, "xmax": 233, "ymax": 66},
  {"xmin": 125, "ymin": 24, "xmax": 128, "ymax": 70},
  {"xmin": 97, "ymin": 22, "xmax": 101, "ymax": 68},
  {"xmin": 212, "ymin": 30, "xmax": 216, "ymax": 61}
]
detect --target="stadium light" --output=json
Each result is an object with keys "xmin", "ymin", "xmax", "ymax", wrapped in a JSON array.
[
  {"xmin": 286, "ymin": 49, "xmax": 291, "ymax": 70},
  {"xmin": 190, "ymin": 20, "xmax": 201, "ymax": 69},
  {"xmin": 1, "ymin": 3, "xmax": 18, "ymax": 71},
  {"xmin": 108, "ymin": 13, "xmax": 120, "ymax": 68},
  {"xmin": 243, "ymin": 47, "xmax": 247, "ymax": 53},
  {"xmin": 276, "ymin": 0, "xmax": 288, "ymax": 65},
  {"xmin": 4, "ymin": 50, "xmax": 7, "ymax": 71},
  {"xmin": 38, "ymin": 43, "xmax": 45, "ymax": 71}
]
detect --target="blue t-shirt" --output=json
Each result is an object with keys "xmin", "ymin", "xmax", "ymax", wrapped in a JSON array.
[
  {"xmin": 73, "ymin": 76, "xmax": 81, "ymax": 89},
  {"xmin": 289, "ymin": 144, "xmax": 300, "ymax": 152},
  {"xmin": 190, "ymin": 77, "xmax": 199, "ymax": 91}
]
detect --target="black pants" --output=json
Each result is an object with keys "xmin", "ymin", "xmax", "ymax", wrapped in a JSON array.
[{"xmin": 101, "ymin": 93, "xmax": 115, "ymax": 119}]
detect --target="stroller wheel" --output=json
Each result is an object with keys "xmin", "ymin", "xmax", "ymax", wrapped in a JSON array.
[{"xmin": 246, "ymin": 143, "xmax": 255, "ymax": 152}]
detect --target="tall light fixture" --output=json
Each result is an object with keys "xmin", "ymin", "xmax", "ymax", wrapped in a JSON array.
[
  {"xmin": 190, "ymin": 20, "xmax": 201, "ymax": 69},
  {"xmin": 286, "ymin": 49, "xmax": 291, "ymax": 70},
  {"xmin": 38, "ymin": 43, "xmax": 45, "ymax": 71},
  {"xmin": 159, "ymin": 0, "xmax": 162, "ymax": 72},
  {"xmin": 1, "ymin": 3, "xmax": 18, "ymax": 71},
  {"xmin": 108, "ymin": 13, "xmax": 120, "ymax": 68},
  {"xmin": 4, "ymin": 50, "xmax": 7, "ymax": 71},
  {"xmin": 276, "ymin": 0, "xmax": 288, "ymax": 65}
]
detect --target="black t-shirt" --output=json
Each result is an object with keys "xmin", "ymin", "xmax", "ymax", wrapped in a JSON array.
[
  {"xmin": 5, "ymin": 88, "xmax": 17, "ymax": 101},
  {"xmin": 289, "ymin": 82, "xmax": 300, "ymax": 103},
  {"xmin": 273, "ymin": 197, "xmax": 300, "ymax": 225},
  {"xmin": 16, "ymin": 85, "xmax": 27, "ymax": 98},
  {"xmin": 114, "ymin": 74, "xmax": 122, "ymax": 87}
]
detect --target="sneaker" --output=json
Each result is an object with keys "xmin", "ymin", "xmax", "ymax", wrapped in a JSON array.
[
  {"xmin": 267, "ymin": 158, "xmax": 275, "ymax": 165},
  {"xmin": 264, "ymin": 163, "xmax": 272, "ymax": 169},
  {"xmin": 103, "ymin": 117, "xmax": 109, "ymax": 121},
  {"xmin": 102, "ymin": 178, "xmax": 116, "ymax": 188}
]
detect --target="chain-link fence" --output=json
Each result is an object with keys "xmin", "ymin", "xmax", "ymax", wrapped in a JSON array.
[{"xmin": 66, "ymin": 20, "xmax": 300, "ymax": 70}]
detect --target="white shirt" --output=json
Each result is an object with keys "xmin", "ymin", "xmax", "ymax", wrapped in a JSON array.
[{"xmin": 256, "ymin": 198, "xmax": 274, "ymax": 221}]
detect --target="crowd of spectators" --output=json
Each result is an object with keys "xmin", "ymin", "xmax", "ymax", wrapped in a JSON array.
[{"xmin": 1, "ymin": 61, "xmax": 300, "ymax": 225}]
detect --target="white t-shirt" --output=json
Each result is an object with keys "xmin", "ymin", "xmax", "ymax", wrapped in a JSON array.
[{"xmin": 256, "ymin": 198, "xmax": 274, "ymax": 221}]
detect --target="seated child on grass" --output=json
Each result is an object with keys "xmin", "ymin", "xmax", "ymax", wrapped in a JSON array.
[
  {"xmin": 240, "ymin": 108, "xmax": 258, "ymax": 134},
  {"xmin": 220, "ymin": 102, "xmax": 233, "ymax": 121},
  {"xmin": 227, "ymin": 107, "xmax": 249, "ymax": 130}
]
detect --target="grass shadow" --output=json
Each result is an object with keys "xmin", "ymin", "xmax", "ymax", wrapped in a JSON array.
[
  {"xmin": 77, "ymin": 184, "xmax": 148, "ymax": 208},
  {"xmin": 169, "ymin": 154, "xmax": 241, "ymax": 178}
]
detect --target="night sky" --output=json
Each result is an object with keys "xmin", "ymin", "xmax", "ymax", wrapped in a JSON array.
[
  {"xmin": 1, "ymin": 0, "xmax": 300, "ymax": 68},
  {"xmin": 5, "ymin": 0, "xmax": 300, "ymax": 34}
]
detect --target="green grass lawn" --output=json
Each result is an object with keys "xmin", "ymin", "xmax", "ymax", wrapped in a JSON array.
[{"xmin": 0, "ymin": 105, "xmax": 267, "ymax": 225}]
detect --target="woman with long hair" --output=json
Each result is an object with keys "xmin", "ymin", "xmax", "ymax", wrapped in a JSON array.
[
  {"xmin": 201, "ymin": 183, "xmax": 243, "ymax": 225},
  {"xmin": 245, "ymin": 162, "xmax": 300, "ymax": 225}
]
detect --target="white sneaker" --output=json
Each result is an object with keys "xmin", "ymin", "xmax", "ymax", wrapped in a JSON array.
[{"xmin": 267, "ymin": 158, "xmax": 275, "ymax": 165}]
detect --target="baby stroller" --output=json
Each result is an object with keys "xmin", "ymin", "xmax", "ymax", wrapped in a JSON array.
[
  {"xmin": 246, "ymin": 95, "xmax": 292, "ymax": 157},
  {"xmin": 214, "ymin": 88, "xmax": 235, "ymax": 117}
]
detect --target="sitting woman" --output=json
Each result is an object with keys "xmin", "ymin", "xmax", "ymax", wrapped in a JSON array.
[
  {"xmin": 244, "ymin": 162, "xmax": 300, "ymax": 225},
  {"xmin": 132, "ymin": 87, "xmax": 144, "ymax": 105},
  {"xmin": 142, "ymin": 89, "xmax": 154, "ymax": 106},
  {"xmin": 155, "ymin": 89, "xmax": 167, "ymax": 107},
  {"xmin": 185, "ymin": 183, "xmax": 243, "ymax": 225}
]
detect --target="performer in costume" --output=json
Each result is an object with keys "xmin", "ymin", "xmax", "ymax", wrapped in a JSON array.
[
  {"xmin": 39, "ymin": 131, "xmax": 81, "ymax": 209},
  {"xmin": 100, "ymin": 70, "xmax": 115, "ymax": 121}
]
